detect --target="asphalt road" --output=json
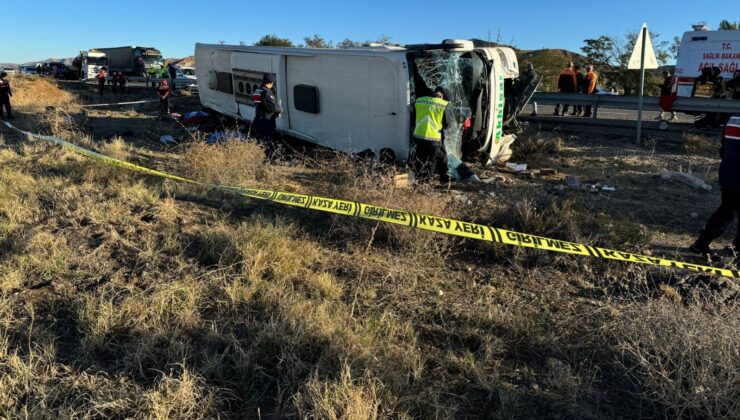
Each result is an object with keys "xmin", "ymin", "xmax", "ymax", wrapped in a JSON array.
[{"xmin": 521, "ymin": 103, "xmax": 695, "ymax": 124}]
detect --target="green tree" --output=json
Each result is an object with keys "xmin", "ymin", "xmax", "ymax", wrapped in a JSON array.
[
  {"xmin": 581, "ymin": 31, "xmax": 671, "ymax": 95},
  {"xmin": 335, "ymin": 35, "xmax": 394, "ymax": 49},
  {"xmin": 373, "ymin": 34, "xmax": 392, "ymax": 45},
  {"xmin": 255, "ymin": 35, "xmax": 293, "ymax": 47},
  {"xmin": 336, "ymin": 38, "xmax": 359, "ymax": 49},
  {"xmin": 670, "ymin": 36, "xmax": 681, "ymax": 59},
  {"xmin": 718, "ymin": 20, "xmax": 740, "ymax": 30},
  {"xmin": 303, "ymin": 35, "xmax": 332, "ymax": 48}
]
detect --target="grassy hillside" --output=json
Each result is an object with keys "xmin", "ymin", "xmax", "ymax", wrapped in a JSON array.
[
  {"xmin": 167, "ymin": 56, "xmax": 195, "ymax": 67},
  {"xmin": 0, "ymin": 76, "xmax": 737, "ymax": 418}
]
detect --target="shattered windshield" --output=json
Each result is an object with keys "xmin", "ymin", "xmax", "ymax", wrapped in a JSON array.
[
  {"xmin": 412, "ymin": 51, "xmax": 486, "ymax": 179},
  {"xmin": 145, "ymin": 57, "xmax": 163, "ymax": 67}
]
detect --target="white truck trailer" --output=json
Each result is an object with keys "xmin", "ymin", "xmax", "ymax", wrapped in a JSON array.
[
  {"xmin": 74, "ymin": 49, "xmax": 107, "ymax": 80},
  {"xmin": 194, "ymin": 40, "xmax": 524, "ymax": 172},
  {"xmin": 97, "ymin": 46, "xmax": 164, "ymax": 76}
]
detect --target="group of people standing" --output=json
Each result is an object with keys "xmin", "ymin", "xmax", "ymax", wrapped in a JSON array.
[
  {"xmin": 95, "ymin": 68, "xmax": 127, "ymax": 96},
  {"xmin": 553, "ymin": 62, "xmax": 598, "ymax": 117}
]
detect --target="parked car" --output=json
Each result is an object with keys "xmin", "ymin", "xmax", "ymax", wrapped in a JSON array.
[
  {"xmin": 179, "ymin": 66, "xmax": 196, "ymax": 79},
  {"xmin": 20, "ymin": 66, "xmax": 38, "ymax": 75},
  {"xmin": 594, "ymin": 87, "xmax": 618, "ymax": 95},
  {"xmin": 0, "ymin": 66, "xmax": 17, "ymax": 75},
  {"xmin": 174, "ymin": 67, "xmax": 197, "ymax": 85}
]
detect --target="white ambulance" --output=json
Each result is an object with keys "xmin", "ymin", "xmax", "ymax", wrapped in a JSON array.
[{"xmin": 673, "ymin": 25, "xmax": 740, "ymax": 97}]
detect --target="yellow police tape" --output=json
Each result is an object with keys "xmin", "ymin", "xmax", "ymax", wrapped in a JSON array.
[{"xmin": 4, "ymin": 121, "xmax": 738, "ymax": 280}]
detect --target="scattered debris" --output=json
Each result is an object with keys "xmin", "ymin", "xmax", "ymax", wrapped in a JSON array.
[
  {"xmin": 180, "ymin": 111, "xmax": 209, "ymax": 125},
  {"xmin": 549, "ymin": 185, "xmax": 565, "ymax": 195},
  {"xmin": 455, "ymin": 163, "xmax": 480, "ymax": 182},
  {"xmin": 505, "ymin": 162, "xmax": 527, "ymax": 172},
  {"xmin": 540, "ymin": 168, "xmax": 557, "ymax": 176},
  {"xmin": 159, "ymin": 135, "xmax": 176, "ymax": 145},
  {"xmin": 588, "ymin": 183, "xmax": 616, "ymax": 193},
  {"xmin": 519, "ymin": 170, "xmax": 537, "ymax": 179},
  {"xmin": 394, "ymin": 173, "xmax": 414, "ymax": 188},
  {"xmin": 565, "ymin": 176, "xmax": 580, "ymax": 188},
  {"xmin": 206, "ymin": 130, "xmax": 248, "ymax": 145},
  {"xmin": 659, "ymin": 170, "xmax": 712, "ymax": 191}
]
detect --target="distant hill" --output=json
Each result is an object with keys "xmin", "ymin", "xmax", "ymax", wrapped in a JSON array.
[
  {"xmin": 21, "ymin": 58, "xmax": 75, "ymax": 67},
  {"xmin": 471, "ymin": 40, "xmax": 588, "ymax": 92},
  {"xmin": 166, "ymin": 56, "xmax": 195, "ymax": 67}
]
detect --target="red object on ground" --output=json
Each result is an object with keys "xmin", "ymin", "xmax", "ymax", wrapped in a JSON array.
[{"xmin": 463, "ymin": 116, "xmax": 472, "ymax": 130}]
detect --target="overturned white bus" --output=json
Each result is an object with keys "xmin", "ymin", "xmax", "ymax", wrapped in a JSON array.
[{"xmin": 194, "ymin": 39, "xmax": 528, "ymax": 175}]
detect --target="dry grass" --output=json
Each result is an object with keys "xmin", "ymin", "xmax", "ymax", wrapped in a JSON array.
[
  {"xmin": 510, "ymin": 128, "xmax": 563, "ymax": 168},
  {"xmin": 180, "ymin": 140, "xmax": 272, "ymax": 187},
  {"xmin": 7, "ymin": 75, "xmax": 76, "ymax": 111},
  {"xmin": 0, "ymin": 75, "xmax": 737, "ymax": 419},
  {"xmin": 607, "ymin": 300, "xmax": 739, "ymax": 419}
]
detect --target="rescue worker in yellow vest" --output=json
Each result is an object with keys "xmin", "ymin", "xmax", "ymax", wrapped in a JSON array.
[
  {"xmin": 582, "ymin": 65, "xmax": 598, "ymax": 118},
  {"xmin": 413, "ymin": 86, "xmax": 452, "ymax": 183}
]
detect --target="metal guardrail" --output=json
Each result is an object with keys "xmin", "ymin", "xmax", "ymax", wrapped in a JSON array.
[
  {"xmin": 125, "ymin": 76, "xmax": 197, "ymax": 86},
  {"xmin": 530, "ymin": 92, "xmax": 740, "ymax": 116}
]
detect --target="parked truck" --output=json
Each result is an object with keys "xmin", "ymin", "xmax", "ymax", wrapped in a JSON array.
[
  {"xmin": 195, "ymin": 39, "xmax": 528, "ymax": 177},
  {"xmin": 70, "ymin": 49, "xmax": 107, "ymax": 80},
  {"xmin": 96, "ymin": 46, "xmax": 164, "ymax": 76}
]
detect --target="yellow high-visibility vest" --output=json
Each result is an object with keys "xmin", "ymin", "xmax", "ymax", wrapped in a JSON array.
[{"xmin": 414, "ymin": 96, "xmax": 449, "ymax": 142}]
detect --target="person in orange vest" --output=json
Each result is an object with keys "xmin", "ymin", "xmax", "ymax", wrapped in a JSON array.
[
  {"xmin": 582, "ymin": 65, "xmax": 598, "ymax": 118},
  {"xmin": 156, "ymin": 79, "xmax": 171, "ymax": 120},
  {"xmin": 97, "ymin": 67, "xmax": 107, "ymax": 96},
  {"xmin": 553, "ymin": 62, "xmax": 577, "ymax": 116}
]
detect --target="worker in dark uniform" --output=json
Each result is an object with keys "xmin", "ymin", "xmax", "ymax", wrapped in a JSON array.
[
  {"xmin": 691, "ymin": 114, "xmax": 740, "ymax": 260},
  {"xmin": 572, "ymin": 64, "xmax": 585, "ymax": 116},
  {"xmin": 168, "ymin": 64, "xmax": 177, "ymax": 90},
  {"xmin": 726, "ymin": 70, "xmax": 740, "ymax": 100},
  {"xmin": 693, "ymin": 67, "xmax": 724, "ymax": 128},
  {"xmin": 116, "ymin": 72, "xmax": 126, "ymax": 95},
  {"xmin": 412, "ymin": 86, "xmax": 452, "ymax": 183},
  {"xmin": 156, "ymin": 79, "xmax": 171, "ymax": 120},
  {"xmin": 252, "ymin": 73, "xmax": 283, "ymax": 156},
  {"xmin": 582, "ymin": 65, "xmax": 598, "ymax": 117},
  {"xmin": 111, "ymin": 71, "xmax": 119, "ymax": 94},
  {"xmin": 0, "ymin": 72, "xmax": 14, "ymax": 119},
  {"xmin": 138, "ymin": 57, "xmax": 147, "ymax": 77},
  {"xmin": 521, "ymin": 63, "xmax": 539, "ymax": 116},
  {"xmin": 554, "ymin": 62, "xmax": 577, "ymax": 116},
  {"xmin": 97, "ymin": 67, "xmax": 107, "ymax": 96}
]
